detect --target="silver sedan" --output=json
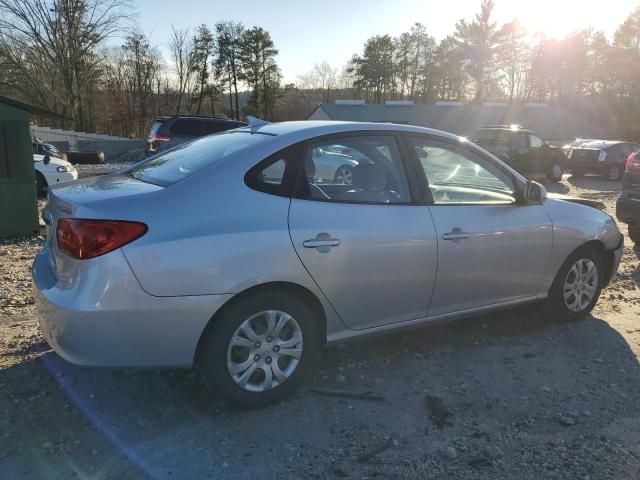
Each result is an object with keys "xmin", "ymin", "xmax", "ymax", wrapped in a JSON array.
[{"xmin": 33, "ymin": 121, "xmax": 623, "ymax": 408}]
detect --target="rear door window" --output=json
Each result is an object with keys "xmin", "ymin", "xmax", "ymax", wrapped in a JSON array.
[
  {"xmin": 129, "ymin": 131, "xmax": 270, "ymax": 186},
  {"xmin": 294, "ymin": 135, "xmax": 411, "ymax": 204},
  {"xmin": 511, "ymin": 133, "xmax": 528, "ymax": 149}
]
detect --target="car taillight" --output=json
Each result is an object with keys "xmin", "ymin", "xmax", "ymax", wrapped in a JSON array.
[
  {"xmin": 56, "ymin": 219, "xmax": 147, "ymax": 259},
  {"xmin": 626, "ymin": 153, "xmax": 640, "ymax": 173},
  {"xmin": 154, "ymin": 133, "xmax": 171, "ymax": 142}
]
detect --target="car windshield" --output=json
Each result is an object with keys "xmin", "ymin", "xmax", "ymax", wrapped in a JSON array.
[{"xmin": 129, "ymin": 131, "xmax": 270, "ymax": 186}]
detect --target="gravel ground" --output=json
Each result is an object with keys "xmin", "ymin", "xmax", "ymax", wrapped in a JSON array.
[
  {"xmin": 74, "ymin": 162, "xmax": 134, "ymax": 178},
  {"xmin": 1, "ymin": 174, "xmax": 639, "ymax": 479}
]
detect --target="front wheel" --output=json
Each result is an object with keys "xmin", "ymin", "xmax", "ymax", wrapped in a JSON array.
[
  {"xmin": 606, "ymin": 165, "xmax": 623, "ymax": 181},
  {"xmin": 199, "ymin": 290, "xmax": 320, "ymax": 408},
  {"xmin": 546, "ymin": 163, "xmax": 563, "ymax": 182},
  {"xmin": 545, "ymin": 246, "xmax": 603, "ymax": 321},
  {"xmin": 629, "ymin": 225, "xmax": 640, "ymax": 244}
]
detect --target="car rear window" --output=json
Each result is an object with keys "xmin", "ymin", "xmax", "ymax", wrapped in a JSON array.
[
  {"xmin": 129, "ymin": 131, "xmax": 271, "ymax": 186},
  {"xmin": 170, "ymin": 119, "xmax": 203, "ymax": 136}
]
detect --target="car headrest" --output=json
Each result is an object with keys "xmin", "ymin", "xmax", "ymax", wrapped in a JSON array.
[{"xmin": 352, "ymin": 164, "xmax": 386, "ymax": 191}]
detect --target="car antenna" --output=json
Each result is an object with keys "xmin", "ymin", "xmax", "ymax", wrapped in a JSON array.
[{"xmin": 247, "ymin": 116, "xmax": 270, "ymax": 128}]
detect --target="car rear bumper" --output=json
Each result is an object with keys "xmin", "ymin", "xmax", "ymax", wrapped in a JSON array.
[
  {"xmin": 32, "ymin": 246, "xmax": 231, "ymax": 367},
  {"xmin": 616, "ymin": 193, "xmax": 640, "ymax": 225}
]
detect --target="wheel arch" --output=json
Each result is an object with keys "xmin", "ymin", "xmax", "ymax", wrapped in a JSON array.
[
  {"xmin": 550, "ymin": 239, "xmax": 613, "ymax": 293},
  {"xmin": 35, "ymin": 170, "xmax": 48, "ymax": 197},
  {"xmin": 193, "ymin": 281, "xmax": 327, "ymax": 368}
]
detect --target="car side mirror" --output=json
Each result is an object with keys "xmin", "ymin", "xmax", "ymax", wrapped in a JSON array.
[
  {"xmin": 43, "ymin": 155, "xmax": 50, "ymax": 165},
  {"xmin": 523, "ymin": 180, "xmax": 546, "ymax": 204}
]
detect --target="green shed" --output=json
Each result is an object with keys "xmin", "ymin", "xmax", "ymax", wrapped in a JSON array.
[{"xmin": 0, "ymin": 96, "xmax": 69, "ymax": 238}]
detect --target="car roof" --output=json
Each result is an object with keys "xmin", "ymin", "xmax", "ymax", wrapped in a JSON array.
[
  {"xmin": 475, "ymin": 126, "xmax": 534, "ymax": 134},
  {"xmin": 155, "ymin": 115, "xmax": 246, "ymax": 123},
  {"xmin": 234, "ymin": 120, "xmax": 465, "ymax": 142},
  {"xmin": 576, "ymin": 140, "xmax": 630, "ymax": 149}
]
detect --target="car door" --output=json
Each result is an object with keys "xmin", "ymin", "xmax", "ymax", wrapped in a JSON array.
[
  {"xmin": 288, "ymin": 133, "xmax": 438, "ymax": 330},
  {"xmin": 509, "ymin": 131, "xmax": 530, "ymax": 174},
  {"xmin": 527, "ymin": 133, "xmax": 549, "ymax": 175},
  {"xmin": 404, "ymin": 134, "xmax": 553, "ymax": 317}
]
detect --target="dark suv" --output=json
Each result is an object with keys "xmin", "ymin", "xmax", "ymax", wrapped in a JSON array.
[
  {"xmin": 471, "ymin": 125, "xmax": 565, "ymax": 182},
  {"xmin": 616, "ymin": 148, "xmax": 640, "ymax": 243},
  {"xmin": 146, "ymin": 116, "xmax": 247, "ymax": 155}
]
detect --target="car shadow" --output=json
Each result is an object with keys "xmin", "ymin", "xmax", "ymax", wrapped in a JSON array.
[
  {"xmin": 542, "ymin": 181, "xmax": 570, "ymax": 194},
  {"xmin": 566, "ymin": 175, "xmax": 622, "ymax": 192},
  {"xmin": 2, "ymin": 307, "xmax": 640, "ymax": 479}
]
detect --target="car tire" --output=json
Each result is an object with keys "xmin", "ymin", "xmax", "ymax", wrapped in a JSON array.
[
  {"xmin": 35, "ymin": 171, "xmax": 47, "ymax": 198},
  {"xmin": 606, "ymin": 165, "xmax": 622, "ymax": 181},
  {"xmin": 334, "ymin": 165, "xmax": 354, "ymax": 185},
  {"xmin": 546, "ymin": 163, "xmax": 563, "ymax": 182},
  {"xmin": 545, "ymin": 245, "xmax": 604, "ymax": 321},
  {"xmin": 629, "ymin": 225, "xmax": 640, "ymax": 244},
  {"xmin": 199, "ymin": 289, "xmax": 320, "ymax": 409}
]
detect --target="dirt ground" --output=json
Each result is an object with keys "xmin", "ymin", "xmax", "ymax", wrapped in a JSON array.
[{"xmin": 1, "ymin": 175, "xmax": 639, "ymax": 479}]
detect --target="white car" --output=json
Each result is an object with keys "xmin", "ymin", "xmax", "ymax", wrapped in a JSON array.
[{"xmin": 34, "ymin": 154, "xmax": 78, "ymax": 197}]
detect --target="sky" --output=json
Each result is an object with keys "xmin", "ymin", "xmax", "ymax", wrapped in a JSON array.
[{"xmin": 130, "ymin": 0, "xmax": 639, "ymax": 83}]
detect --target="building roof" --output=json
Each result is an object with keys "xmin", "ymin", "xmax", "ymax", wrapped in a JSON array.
[
  {"xmin": 309, "ymin": 103, "xmax": 614, "ymax": 142},
  {"xmin": 0, "ymin": 95, "xmax": 71, "ymax": 120}
]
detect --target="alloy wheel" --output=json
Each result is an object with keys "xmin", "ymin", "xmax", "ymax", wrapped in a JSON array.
[
  {"xmin": 226, "ymin": 310, "xmax": 303, "ymax": 392},
  {"xmin": 334, "ymin": 166, "xmax": 353, "ymax": 185},
  {"xmin": 608, "ymin": 166, "xmax": 620, "ymax": 181},
  {"xmin": 550, "ymin": 165, "xmax": 563, "ymax": 180},
  {"xmin": 563, "ymin": 258, "xmax": 598, "ymax": 312}
]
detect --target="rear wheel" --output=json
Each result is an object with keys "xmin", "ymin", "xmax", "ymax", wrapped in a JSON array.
[
  {"xmin": 35, "ymin": 171, "xmax": 47, "ymax": 198},
  {"xmin": 334, "ymin": 165, "xmax": 354, "ymax": 185},
  {"xmin": 629, "ymin": 225, "xmax": 640, "ymax": 244},
  {"xmin": 547, "ymin": 163, "xmax": 563, "ymax": 182},
  {"xmin": 545, "ymin": 245, "xmax": 604, "ymax": 321},
  {"xmin": 606, "ymin": 165, "xmax": 622, "ymax": 181},
  {"xmin": 199, "ymin": 290, "xmax": 320, "ymax": 409}
]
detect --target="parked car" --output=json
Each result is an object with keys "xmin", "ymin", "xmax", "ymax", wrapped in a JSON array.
[
  {"xmin": 471, "ymin": 125, "xmax": 565, "ymax": 182},
  {"xmin": 616, "ymin": 148, "xmax": 640, "ymax": 243},
  {"xmin": 145, "ymin": 115, "xmax": 247, "ymax": 155},
  {"xmin": 33, "ymin": 154, "xmax": 77, "ymax": 197},
  {"xmin": 566, "ymin": 140, "xmax": 640, "ymax": 180},
  {"xmin": 33, "ymin": 137, "xmax": 64, "ymax": 159},
  {"xmin": 561, "ymin": 138, "xmax": 599, "ymax": 158},
  {"xmin": 33, "ymin": 121, "xmax": 623, "ymax": 408}
]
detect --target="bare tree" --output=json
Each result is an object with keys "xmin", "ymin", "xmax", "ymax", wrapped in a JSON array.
[
  {"xmin": 0, "ymin": 0, "xmax": 129, "ymax": 129},
  {"xmin": 169, "ymin": 25, "xmax": 196, "ymax": 113}
]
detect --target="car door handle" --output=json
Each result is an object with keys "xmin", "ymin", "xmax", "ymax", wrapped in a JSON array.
[
  {"xmin": 303, "ymin": 238, "xmax": 341, "ymax": 248},
  {"xmin": 442, "ymin": 231, "xmax": 471, "ymax": 241}
]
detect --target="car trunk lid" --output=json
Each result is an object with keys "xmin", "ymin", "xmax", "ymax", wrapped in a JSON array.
[
  {"xmin": 43, "ymin": 173, "xmax": 163, "ymax": 278},
  {"xmin": 569, "ymin": 148, "xmax": 600, "ymax": 164}
]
